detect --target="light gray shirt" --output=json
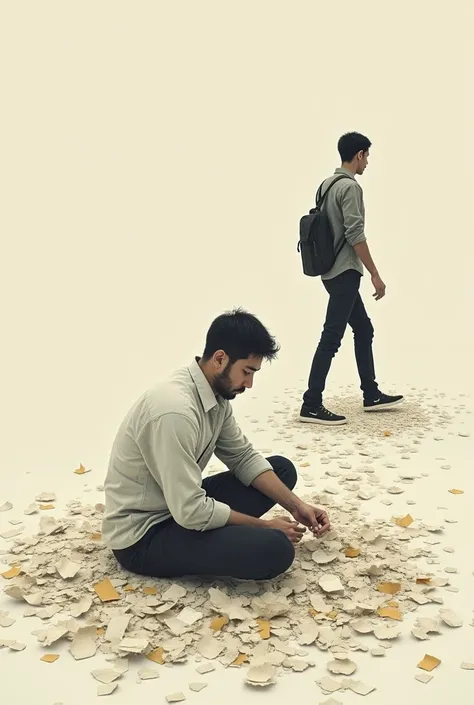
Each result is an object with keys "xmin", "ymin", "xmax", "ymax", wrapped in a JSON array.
[
  {"xmin": 319, "ymin": 167, "xmax": 367, "ymax": 280},
  {"xmin": 102, "ymin": 358, "xmax": 273, "ymax": 550}
]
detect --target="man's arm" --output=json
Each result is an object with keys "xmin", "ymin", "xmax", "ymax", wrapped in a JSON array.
[
  {"xmin": 214, "ymin": 404, "xmax": 273, "ymax": 486},
  {"xmin": 340, "ymin": 184, "xmax": 386, "ymax": 300},
  {"xmin": 137, "ymin": 413, "xmax": 232, "ymax": 531}
]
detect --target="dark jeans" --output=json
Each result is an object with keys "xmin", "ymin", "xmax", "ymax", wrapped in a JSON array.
[
  {"xmin": 113, "ymin": 456, "xmax": 297, "ymax": 581},
  {"xmin": 303, "ymin": 269, "xmax": 379, "ymax": 408}
]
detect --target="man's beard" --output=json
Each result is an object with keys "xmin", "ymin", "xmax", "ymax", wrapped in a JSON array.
[{"xmin": 214, "ymin": 362, "xmax": 245, "ymax": 400}]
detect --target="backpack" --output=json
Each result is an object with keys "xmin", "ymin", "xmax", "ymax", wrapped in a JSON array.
[{"xmin": 297, "ymin": 174, "xmax": 351, "ymax": 277}]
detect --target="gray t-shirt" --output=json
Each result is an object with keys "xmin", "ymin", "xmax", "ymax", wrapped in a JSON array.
[{"xmin": 318, "ymin": 167, "xmax": 367, "ymax": 280}]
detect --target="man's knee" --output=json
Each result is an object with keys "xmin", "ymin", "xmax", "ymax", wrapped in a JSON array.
[
  {"xmin": 261, "ymin": 529, "xmax": 295, "ymax": 579},
  {"xmin": 267, "ymin": 455, "xmax": 297, "ymax": 490}
]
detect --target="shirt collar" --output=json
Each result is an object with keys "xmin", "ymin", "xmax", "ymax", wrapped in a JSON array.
[
  {"xmin": 334, "ymin": 167, "xmax": 356, "ymax": 180},
  {"xmin": 188, "ymin": 357, "xmax": 220, "ymax": 413}
]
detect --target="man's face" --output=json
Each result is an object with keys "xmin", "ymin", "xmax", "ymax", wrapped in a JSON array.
[
  {"xmin": 356, "ymin": 149, "xmax": 369, "ymax": 175},
  {"xmin": 213, "ymin": 355, "xmax": 262, "ymax": 400}
]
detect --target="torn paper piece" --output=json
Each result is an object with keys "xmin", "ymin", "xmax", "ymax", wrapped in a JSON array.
[
  {"xmin": 1, "ymin": 566, "xmax": 22, "ymax": 579},
  {"xmin": 70, "ymin": 596, "xmax": 93, "ymax": 618},
  {"xmin": 39, "ymin": 516, "xmax": 64, "ymax": 536},
  {"xmin": 56, "ymin": 557, "xmax": 81, "ymax": 580},
  {"xmin": 394, "ymin": 514, "xmax": 414, "ymax": 528},
  {"xmin": 91, "ymin": 669, "xmax": 122, "ymax": 684},
  {"xmin": 0, "ymin": 527, "xmax": 24, "ymax": 539},
  {"xmin": 327, "ymin": 659, "xmax": 357, "ymax": 676},
  {"xmin": 94, "ymin": 578, "xmax": 120, "ymax": 602},
  {"xmin": 283, "ymin": 658, "xmax": 312, "ymax": 672},
  {"xmin": 210, "ymin": 615, "xmax": 229, "ymax": 632},
  {"xmin": 98, "ymin": 684, "xmax": 118, "ymax": 697},
  {"xmin": 319, "ymin": 700, "xmax": 343, "ymax": 705},
  {"xmin": 415, "ymin": 673, "xmax": 433, "ymax": 684},
  {"xmin": 74, "ymin": 464, "xmax": 91, "ymax": 475},
  {"xmin": 33, "ymin": 625, "xmax": 69, "ymax": 647},
  {"xmin": 344, "ymin": 547, "xmax": 360, "ymax": 558},
  {"xmin": 418, "ymin": 654, "xmax": 441, "ymax": 671},
  {"xmin": 371, "ymin": 648, "xmax": 385, "ymax": 657},
  {"xmin": 251, "ymin": 592, "xmax": 290, "ymax": 618},
  {"xmin": 39, "ymin": 504, "xmax": 55, "ymax": 510},
  {"xmin": 35, "ymin": 492, "xmax": 56, "ymax": 503},
  {"xmin": 231, "ymin": 653, "xmax": 249, "ymax": 667},
  {"xmin": 448, "ymin": 489, "xmax": 464, "ymax": 494},
  {"xmin": 70, "ymin": 626, "xmax": 97, "ymax": 660},
  {"xmin": 24, "ymin": 503, "xmax": 38, "ymax": 515},
  {"xmin": 147, "ymin": 648, "xmax": 165, "ymax": 664},
  {"xmin": 351, "ymin": 619, "xmax": 374, "ymax": 634},
  {"xmin": 416, "ymin": 618, "xmax": 441, "ymax": 634},
  {"xmin": 312, "ymin": 550, "xmax": 338, "ymax": 564},
  {"xmin": 9, "ymin": 642, "xmax": 27, "ymax": 651},
  {"xmin": 143, "ymin": 586, "xmax": 157, "ymax": 595},
  {"xmin": 317, "ymin": 677, "xmax": 342, "ymax": 693},
  {"xmin": 373, "ymin": 625, "xmax": 401, "ymax": 640},
  {"xmin": 298, "ymin": 621, "xmax": 319, "ymax": 645},
  {"xmin": 0, "ymin": 502, "xmax": 13, "ymax": 512},
  {"xmin": 118, "ymin": 638, "xmax": 149, "ymax": 654},
  {"xmin": 138, "ymin": 668, "xmax": 159, "ymax": 680},
  {"xmin": 4, "ymin": 585, "xmax": 43, "ymax": 605},
  {"xmin": 189, "ymin": 683, "xmax": 208, "ymax": 692},
  {"xmin": 41, "ymin": 654, "xmax": 60, "ymax": 663},
  {"xmin": 162, "ymin": 584, "xmax": 186, "ymax": 602},
  {"xmin": 319, "ymin": 575, "xmax": 344, "ymax": 594},
  {"xmin": 377, "ymin": 582, "xmax": 401, "ymax": 595},
  {"xmin": 377, "ymin": 607, "xmax": 403, "ymax": 621},
  {"xmin": 461, "ymin": 663, "xmax": 474, "ymax": 670},
  {"xmin": 348, "ymin": 680, "xmax": 376, "ymax": 695},
  {"xmin": 246, "ymin": 663, "xmax": 277, "ymax": 687},
  {"xmin": 439, "ymin": 609, "xmax": 463, "ymax": 627},
  {"xmin": 0, "ymin": 616, "xmax": 15, "ymax": 628},
  {"xmin": 166, "ymin": 694, "xmax": 186, "ymax": 703},
  {"xmin": 197, "ymin": 634, "xmax": 225, "ymax": 660},
  {"xmin": 196, "ymin": 663, "xmax": 215, "ymax": 674},
  {"xmin": 177, "ymin": 607, "xmax": 203, "ymax": 626},
  {"xmin": 105, "ymin": 615, "xmax": 131, "ymax": 643},
  {"xmin": 256, "ymin": 619, "xmax": 271, "ymax": 640}
]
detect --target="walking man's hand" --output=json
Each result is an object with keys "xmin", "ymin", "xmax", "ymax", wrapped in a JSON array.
[{"xmin": 371, "ymin": 273, "xmax": 386, "ymax": 301}]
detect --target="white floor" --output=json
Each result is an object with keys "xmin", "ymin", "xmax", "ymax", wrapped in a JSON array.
[{"xmin": 1, "ymin": 2, "xmax": 474, "ymax": 704}]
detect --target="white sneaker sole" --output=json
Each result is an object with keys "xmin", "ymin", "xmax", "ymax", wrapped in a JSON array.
[
  {"xmin": 364, "ymin": 398, "xmax": 404, "ymax": 412},
  {"xmin": 299, "ymin": 416, "xmax": 347, "ymax": 426}
]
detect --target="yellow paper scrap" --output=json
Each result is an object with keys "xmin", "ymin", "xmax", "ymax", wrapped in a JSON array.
[
  {"xmin": 387, "ymin": 601, "xmax": 399, "ymax": 608},
  {"xmin": 448, "ymin": 489, "xmax": 464, "ymax": 495},
  {"xmin": 124, "ymin": 584, "xmax": 136, "ymax": 592},
  {"xmin": 39, "ymin": 504, "xmax": 55, "ymax": 510},
  {"xmin": 41, "ymin": 654, "xmax": 60, "ymax": 663},
  {"xmin": 377, "ymin": 607, "xmax": 403, "ymax": 621},
  {"xmin": 418, "ymin": 654, "xmax": 441, "ymax": 671},
  {"xmin": 96, "ymin": 628, "xmax": 106, "ymax": 636},
  {"xmin": 74, "ymin": 464, "xmax": 90, "ymax": 475},
  {"xmin": 210, "ymin": 615, "xmax": 229, "ymax": 632},
  {"xmin": 91, "ymin": 532, "xmax": 102, "ymax": 541},
  {"xmin": 299, "ymin": 462, "xmax": 310, "ymax": 467},
  {"xmin": 327, "ymin": 610, "xmax": 338, "ymax": 620},
  {"xmin": 256, "ymin": 619, "xmax": 271, "ymax": 639},
  {"xmin": 1, "ymin": 566, "xmax": 22, "ymax": 580},
  {"xmin": 416, "ymin": 577, "xmax": 431, "ymax": 585},
  {"xmin": 345, "ymin": 547, "xmax": 361, "ymax": 558},
  {"xmin": 94, "ymin": 577, "xmax": 120, "ymax": 603},
  {"xmin": 384, "ymin": 431, "xmax": 392, "ymax": 437},
  {"xmin": 377, "ymin": 582, "xmax": 402, "ymax": 595},
  {"xmin": 147, "ymin": 648, "xmax": 165, "ymax": 664},
  {"xmin": 231, "ymin": 653, "xmax": 249, "ymax": 666},
  {"xmin": 394, "ymin": 514, "xmax": 414, "ymax": 528},
  {"xmin": 143, "ymin": 586, "xmax": 157, "ymax": 596}
]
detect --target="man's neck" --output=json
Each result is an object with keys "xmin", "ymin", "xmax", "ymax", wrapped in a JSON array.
[{"xmin": 341, "ymin": 162, "xmax": 358, "ymax": 176}]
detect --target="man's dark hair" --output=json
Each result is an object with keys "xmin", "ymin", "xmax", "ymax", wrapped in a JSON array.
[
  {"xmin": 337, "ymin": 132, "xmax": 372, "ymax": 163},
  {"xmin": 202, "ymin": 307, "xmax": 280, "ymax": 364}
]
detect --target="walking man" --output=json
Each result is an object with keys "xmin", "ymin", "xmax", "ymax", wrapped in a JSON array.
[
  {"xmin": 300, "ymin": 132, "xmax": 403, "ymax": 425},
  {"xmin": 103, "ymin": 308, "xmax": 330, "ymax": 581}
]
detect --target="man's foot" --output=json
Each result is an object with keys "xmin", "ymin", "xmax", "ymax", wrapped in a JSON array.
[
  {"xmin": 299, "ymin": 404, "xmax": 347, "ymax": 426},
  {"xmin": 363, "ymin": 393, "xmax": 404, "ymax": 411}
]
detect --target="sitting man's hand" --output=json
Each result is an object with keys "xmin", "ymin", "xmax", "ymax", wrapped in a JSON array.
[
  {"xmin": 291, "ymin": 503, "xmax": 330, "ymax": 538},
  {"xmin": 266, "ymin": 516, "xmax": 306, "ymax": 544}
]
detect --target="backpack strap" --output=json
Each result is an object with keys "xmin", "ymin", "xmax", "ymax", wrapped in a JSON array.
[{"xmin": 315, "ymin": 174, "xmax": 353, "ymax": 208}]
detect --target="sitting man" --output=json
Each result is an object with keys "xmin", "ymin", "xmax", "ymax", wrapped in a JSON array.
[{"xmin": 102, "ymin": 308, "xmax": 330, "ymax": 581}]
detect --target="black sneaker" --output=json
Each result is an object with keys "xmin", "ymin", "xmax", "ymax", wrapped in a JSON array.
[
  {"xmin": 299, "ymin": 404, "xmax": 347, "ymax": 426},
  {"xmin": 363, "ymin": 393, "xmax": 404, "ymax": 411}
]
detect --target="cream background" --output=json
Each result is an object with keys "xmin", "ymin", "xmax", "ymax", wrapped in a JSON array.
[{"xmin": 0, "ymin": 2, "xmax": 473, "ymax": 704}]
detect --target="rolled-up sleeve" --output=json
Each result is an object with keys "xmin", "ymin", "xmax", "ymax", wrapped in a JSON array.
[
  {"xmin": 340, "ymin": 183, "xmax": 367, "ymax": 246},
  {"xmin": 214, "ymin": 404, "xmax": 272, "ymax": 486},
  {"xmin": 137, "ymin": 413, "xmax": 231, "ymax": 531}
]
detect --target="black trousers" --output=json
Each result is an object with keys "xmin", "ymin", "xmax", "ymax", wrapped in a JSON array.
[
  {"xmin": 303, "ymin": 269, "xmax": 379, "ymax": 408},
  {"xmin": 113, "ymin": 456, "xmax": 297, "ymax": 581}
]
